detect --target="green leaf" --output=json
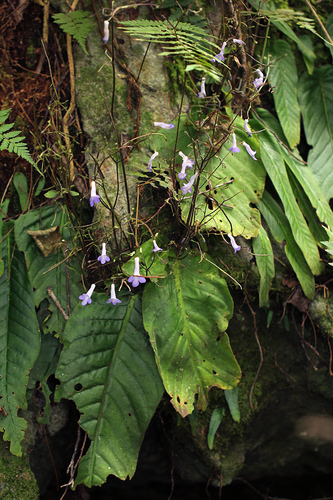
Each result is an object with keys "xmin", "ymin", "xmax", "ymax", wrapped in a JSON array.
[
  {"xmin": 224, "ymin": 386, "xmax": 240, "ymax": 423},
  {"xmin": 55, "ymin": 293, "xmax": 164, "ymax": 487},
  {"xmin": 257, "ymin": 130, "xmax": 323, "ymax": 276},
  {"xmin": 269, "ymin": 40, "xmax": 300, "ymax": 149},
  {"xmin": 44, "ymin": 189, "xmax": 58, "ymax": 199},
  {"xmin": 253, "ymin": 108, "xmax": 333, "ymax": 232},
  {"xmin": 298, "ymin": 35, "xmax": 315, "ymax": 75},
  {"xmin": 13, "ymin": 172, "xmax": 29, "ymax": 212},
  {"xmin": 207, "ymin": 408, "xmax": 224, "ymax": 450},
  {"xmin": 288, "ymin": 170, "xmax": 328, "ymax": 246},
  {"xmin": 298, "ymin": 66, "xmax": 333, "ymax": 201},
  {"xmin": 0, "ymin": 225, "xmax": 40, "ymax": 455},
  {"xmin": 14, "ymin": 205, "xmax": 82, "ymax": 335},
  {"xmin": 35, "ymin": 177, "xmax": 45, "ymax": 197},
  {"xmin": 0, "ymin": 108, "xmax": 37, "ymax": 169},
  {"xmin": 252, "ymin": 226, "xmax": 275, "ymax": 307},
  {"xmin": 181, "ymin": 124, "xmax": 266, "ymax": 238},
  {"xmin": 143, "ymin": 253, "xmax": 241, "ymax": 417},
  {"xmin": 52, "ymin": 11, "xmax": 93, "ymax": 56},
  {"xmin": 258, "ymin": 192, "xmax": 315, "ymax": 299},
  {"xmin": 122, "ymin": 238, "xmax": 169, "ymax": 283}
]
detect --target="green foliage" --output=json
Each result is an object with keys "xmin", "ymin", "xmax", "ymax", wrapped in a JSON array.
[
  {"xmin": 119, "ymin": 19, "xmax": 222, "ymax": 81},
  {"xmin": 298, "ymin": 66, "xmax": 333, "ymax": 201},
  {"xmin": 52, "ymin": 11, "xmax": 93, "ymax": 55},
  {"xmin": 143, "ymin": 252, "xmax": 241, "ymax": 417},
  {"xmin": 13, "ymin": 172, "xmax": 29, "ymax": 213},
  {"xmin": 269, "ymin": 40, "xmax": 300, "ymax": 149},
  {"xmin": 0, "ymin": 109, "xmax": 37, "ymax": 169},
  {"xmin": 207, "ymin": 408, "xmax": 224, "ymax": 449},
  {"xmin": 224, "ymin": 386, "xmax": 240, "ymax": 423},
  {"xmin": 0, "ymin": 225, "xmax": 40, "ymax": 455},
  {"xmin": 252, "ymin": 226, "xmax": 275, "ymax": 307},
  {"xmin": 55, "ymin": 293, "xmax": 164, "ymax": 487},
  {"xmin": 322, "ymin": 228, "xmax": 333, "ymax": 266},
  {"xmin": 14, "ymin": 205, "xmax": 82, "ymax": 335}
]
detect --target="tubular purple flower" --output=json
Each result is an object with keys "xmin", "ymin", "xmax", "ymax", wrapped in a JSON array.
[
  {"xmin": 128, "ymin": 256, "xmax": 146, "ymax": 287},
  {"xmin": 103, "ymin": 20, "xmax": 110, "ymax": 44},
  {"xmin": 106, "ymin": 284, "xmax": 122, "ymax": 305},
  {"xmin": 181, "ymin": 172, "xmax": 198, "ymax": 195},
  {"xmin": 152, "ymin": 239, "xmax": 163, "ymax": 252},
  {"xmin": 228, "ymin": 233, "xmax": 241, "ymax": 254},
  {"xmin": 232, "ymin": 39, "xmax": 246, "ymax": 46},
  {"xmin": 242, "ymin": 141, "xmax": 257, "ymax": 161},
  {"xmin": 90, "ymin": 181, "xmax": 100, "ymax": 207},
  {"xmin": 147, "ymin": 151, "xmax": 159, "ymax": 172},
  {"xmin": 253, "ymin": 69, "xmax": 264, "ymax": 90},
  {"xmin": 97, "ymin": 243, "xmax": 110, "ymax": 264},
  {"xmin": 178, "ymin": 151, "xmax": 194, "ymax": 180},
  {"xmin": 79, "ymin": 284, "xmax": 96, "ymax": 306},
  {"xmin": 244, "ymin": 119, "xmax": 252, "ymax": 137},
  {"xmin": 211, "ymin": 42, "xmax": 226, "ymax": 63},
  {"xmin": 229, "ymin": 133, "xmax": 240, "ymax": 153},
  {"xmin": 153, "ymin": 122, "xmax": 175, "ymax": 129},
  {"xmin": 197, "ymin": 77, "xmax": 206, "ymax": 98}
]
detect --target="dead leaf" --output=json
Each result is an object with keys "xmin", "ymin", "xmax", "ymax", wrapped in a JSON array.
[{"xmin": 27, "ymin": 226, "xmax": 62, "ymax": 257}]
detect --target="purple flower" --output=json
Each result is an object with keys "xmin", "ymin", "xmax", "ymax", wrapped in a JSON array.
[
  {"xmin": 253, "ymin": 69, "xmax": 264, "ymax": 90},
  {"xmin": 244, "ymin": 119, "xmax": 252, "ymax": 137},
  {"xmin": 147, "ymin": 151, "xmax": 159, "ymax": 172},
  {"xmin": 197, "ymin": 77, "xmax": 206, "ymax": 98},
  {"xmin": 228, "ymin": 233, "xmax": 241, "ymax": 253},
  {"xmin": 90, "ymin": 181, "xmax": 100, "ymax": 207},
  {"xmin": 229, "ymin": 133, "xmax": 240, "ymax": 153},
  {"xmin": 211, "ymin": 42, "xmax": 226, "ymax": 63},
  {"xmin": 128, "ymin": 256, "xmax": 146, "ymax": 287},
  {"xmin": 178, "ymin": 151, "xmax": 194, "ymax": 180},
  {"xmin": 97, "ymin": 243, "xmax": 110, "ymax": 265},
  {"xmin": 153, "ymin": 122, "xmax": 175, "ymax": 129},
  {"xmin": 103, "ymin": 20, "xmax": 109, "ymax": 44},
  {"xmin": 152, "ymin": 239, "xmax": 163, "ymax": 252},
  {"xmin": 79, "ymin": 284, "xmax": 96, "ymax": 306},
  {"xmin": 181, "ymin": 172, "xmax": 198, "ymax": 195},
  {"xmin": 106, "ymin": 284, "xmax": 122, "ymax": 305},
  {"xmin": 242, "ymin": 141, "xmax": 257, "ymax": 161},
  {"xmin": 232, "ymin": 39, "xmax": 246, "ymax": 46}
]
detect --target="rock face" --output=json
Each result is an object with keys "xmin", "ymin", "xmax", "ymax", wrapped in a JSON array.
[{"xmin": 74, "ymin": 7, "xmax": 178, "ymax": 251}]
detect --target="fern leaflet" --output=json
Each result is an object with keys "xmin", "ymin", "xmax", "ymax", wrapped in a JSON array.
[
  {"xmin": 53, "ymin": 11, "xmax": 93, "ymax": 55},
  {"xmin": 119, "ymin": 20, "xmax": 223, "ymax": 81},
  {"xmin": 0, "ymin": 109, "xmax": 36, "ymax": 168}
]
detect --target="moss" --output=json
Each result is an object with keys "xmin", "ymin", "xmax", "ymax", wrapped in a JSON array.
[
  {"xmin": 0, "ymin": 436, "xmax": 39, "ymax": 499},
  {"xmin": 165, "ymin": 56, "xmax": 193, "ymax": 105}
]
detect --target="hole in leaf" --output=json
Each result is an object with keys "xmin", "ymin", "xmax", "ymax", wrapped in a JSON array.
[
  {"xmin": 212, "ymin": 370, "xmax": 217, "ymax": 375},
  {"xmin": 12, "ymin": 392, "xmax": 15, "ymax": 395},
  {"xmin": 177, "ymin": 396, "xmax": 181, "ymax": 403},
  {"xmin": 74, "ymin": 383, "xmax": 83, "ymax": 392},
  {"xmin": 205, "ymin": 197, "xmax": 214, "ymax": 210},
  {"xmin": 184, "ymin": 401, "xmax": 187, "ymax": 405},
  {"xmin": 128, "ymin": 413, "xmax": 131, "ymax": 417},
  {"xmin": 198, "ymin": 281, "xmax": 203, "ymax": 284},
  {"xmin": 203, "ymin": 359, "xmax": 206, "ymax": 362},
  {"xmin": 215, "ymin": 335, "xmax": 221, "ymax": 342},
  {"xmin": 230, "ymin": 177, "xmax": 234, "ymax": 182}
]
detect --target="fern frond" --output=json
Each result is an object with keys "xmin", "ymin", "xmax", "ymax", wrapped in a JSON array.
[
  {"xmin": 52, "ymin": 11, "xmax": 93, "ymax": 55},
  {"xmin": 119, "ymin": 20, "xmax": 223, "ymax": 81},
  {"xmin": 259, "ymin": 9, "xmax": 317, "ymax": 34},
  {"xmin": 0, "ymin": 109, "xmax": 36, "ymax": 167}
]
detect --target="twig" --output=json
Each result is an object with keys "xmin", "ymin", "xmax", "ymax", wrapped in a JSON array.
[
  {"xmin": 47, "ymin": 286, "xmax": 69, "ymax": 320},
  {"xmin": 63, "ymin": 32, "xmax": 76, "ymax": 181},
  {"xmin": 305, "ymin": 0, "xmax": 333, "ymax": 47}
]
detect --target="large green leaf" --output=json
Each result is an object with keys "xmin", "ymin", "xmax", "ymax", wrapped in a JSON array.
[
  {"xmin": 298, "ymin": 35, "xmax": 315, "ymax": 75},
  {"xmin": 269, "ymin": 40, "xmax": 300, "ymax": 149},
  {"xmin": 325, "ymin": 13, "xmax": 333, "ymax": 61},
  {"xmin": 253, "ymin": 108, "xmax": 333, "ymax": 232},
  {"xmin": 55, "ymin": 293, "xmax": 164, "ymax": 487},
  {"xmin": 257, "ymin": 130, "xmax": 323, "ymax": 276},
  {"xmin": 181, "ymin": 129, "xmax": 266, "ymax": 238},
  {"xmin": 298, "ymin": 66, "xmax": 333, "ymax": 201},
  {"xmin": 143, "ymin": 252, "xmax": 241, "ymax": 418},
  {"xmin": 252, "ymin": 226, "xmax": 275, "ymax": 307},
  {"xmin": 0, "ymin": 226, "xmax": 40, "ymax": 455},
  {"xmin": 258, "ymin": 192, "xmax": 315, "ymax": 299},
  {"xmin": 14, "ymin": 205, "xmax": 82, "ymax": 335}
]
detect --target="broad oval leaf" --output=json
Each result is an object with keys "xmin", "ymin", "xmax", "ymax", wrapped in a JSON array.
[
  {"xmin": 143, "ymin": 253, "xmax": 241, "ymax": 418},
  {"xmin": 298, "ymin": 66, "xmax": 333, "ymax": 201},
  {"xmin": 181, "ymin": 128, "xmax": 266, "ymax": 238},
  {"xmin": 0, "ymin": 226, "xmax": 40, "ymax": 455},
  {"xmin": 270, "ymin": 40, "xmax": 300, "ymax": 149},
  {"xmin": 55, "ymin": 293, "xmax": 164, "ymax": 487}
]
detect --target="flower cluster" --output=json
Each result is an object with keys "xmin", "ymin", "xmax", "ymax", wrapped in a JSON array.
[
  {"xmin": 228, "ymin": 125, "xmax": 257, "ymax": 160},
  {"xmin": 253, "ymin": 69, "xmax": 264, "ymax": 90},
  {"xmin": 178, "ymin": 151, "xmax": 194, "ymax": 180},
  {"xmin": 181, "ymin": 172, "xmax": 198, "ymax": 195},
  {"xmin": 211, "ymin": 38, "xmax": 245, "ymax": 63}
]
